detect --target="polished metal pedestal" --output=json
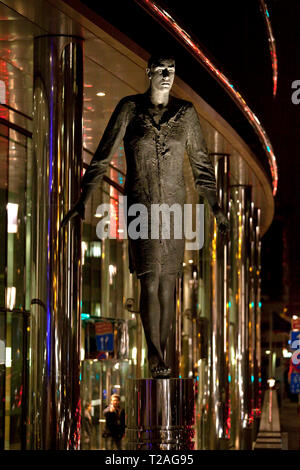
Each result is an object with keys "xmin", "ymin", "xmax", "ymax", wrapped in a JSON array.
[{"xmin": 126, "ymin": 379, "xmax": 195, "ymax": 450}]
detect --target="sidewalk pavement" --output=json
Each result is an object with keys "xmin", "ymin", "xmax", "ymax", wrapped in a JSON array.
[{"xmin": 280, "ymin": 397, "xmax": 300, "ymax": 450}]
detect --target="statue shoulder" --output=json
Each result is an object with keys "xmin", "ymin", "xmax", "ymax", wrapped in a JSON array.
[
  {"xmin": 117, "ymin": 94, "xmax": 141, "ymax": 109},
  {"xmin": 179, "ymin": 100, "xmax": 199, "ymax": 121},
  {"xmin": 171, "ymin": 96, "xmax": 193, "ymax": 109},
  {"xmin": 113, "ymin": 95, "xmax": 141, "ymax": 120},
  {"xmin": 170, "ymin": 96, "xmax": 195, "ymax": 119}
]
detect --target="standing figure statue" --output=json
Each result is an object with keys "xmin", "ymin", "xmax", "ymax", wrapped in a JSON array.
[{"xmin": 61, "ymin": 52, "xmax": 229, "ymax": 378}]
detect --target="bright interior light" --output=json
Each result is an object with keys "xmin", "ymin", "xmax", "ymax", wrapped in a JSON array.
[
  {"xmin": 141, "ymin": 348, "xmax": 145, "ymax": 366},
  {"xmin": 81, "ymin": 241, "xmax": 88, "ymax": 265},
  {"xmin": 267, "ymin": 378, "xmax": 276, "ymax": 388},
  {"xmin": 265, "ymin": 350, "xmax": 271, "ymax": 355},
  {"xmin": 7, "ymin": 203, "xmax": 18, "ymax": 233},
  {"xmin": 90, "ymin": 242, "xmax": 101, "ymax": 258},
  {"xmin": 292, "ymin": 315, "xmax": 298, "ymax": 320},
  {"xmin": 96, "ymin": 92, "xmax": 106, "ymax": 97},
  {"xmin": 132, "ymin": 347, "xmax": 137, "ymax": 360},
  {"xmin": 94, "ymin": 304, "xmax": 101, "ymax": 316},
  {"xmin": 6, "ymin": 287, "xmax": 16, "ymax": 310},
  {"xmin": 109, "ymin": 264, "xmax": 117, "ymax": 284},
  {"xmin": 80, "ymin": 348, "xmax": 85, "ymax": 361},
  {"xmin": 231, "ymin": 346, "xmax": 236, "ymax": 365},
  {"xmin": 282, "ymin": 348, "xmax": 292, "ymax": 358},
  {"xmin": 5, "ymin": 347, "xmax": 11, "ymax": 368}
]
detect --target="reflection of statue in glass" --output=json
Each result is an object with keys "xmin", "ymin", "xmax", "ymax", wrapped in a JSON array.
[{"xmin": 62, "ymin": 53, "xmax": 229, "ymax": 378}]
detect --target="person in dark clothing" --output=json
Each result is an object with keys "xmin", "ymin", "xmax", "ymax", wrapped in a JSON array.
[
  {"xmin": 103, "ymin": 394, "xmax": 125, "ymax": 450},
  {"xmin": 82, "ymin": 402, "xmax": 92, "ymax": 450},
  {"xmin": 61, "ymin": 52, "xmax": 229, "ymax": 378}
]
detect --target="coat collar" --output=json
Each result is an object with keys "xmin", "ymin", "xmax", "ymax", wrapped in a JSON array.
[{"xmin": 140, "ymin": 91, "xmax": 185, "ymax": 129}]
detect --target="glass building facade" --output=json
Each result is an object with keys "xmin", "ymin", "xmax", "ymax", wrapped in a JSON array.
[{"xmin": 0, "ymin": 0, "xmax": 274, "ymax": 450}]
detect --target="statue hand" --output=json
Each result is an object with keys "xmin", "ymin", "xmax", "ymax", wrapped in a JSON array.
[
  {"xmin": 214, "ymin": 208, "xmax": 230, "ymax": 235},
  {"xmin": 60, "ymin": 200, "xmax": 85, "ymax": 230}
]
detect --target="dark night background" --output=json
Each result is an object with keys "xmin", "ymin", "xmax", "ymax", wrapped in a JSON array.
[{"xmin": 80, "ymin": 0, "xmax": 300, "ymax": 318}]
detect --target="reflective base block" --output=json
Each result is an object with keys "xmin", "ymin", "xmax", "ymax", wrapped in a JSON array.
[{"xmin": 125, "ymin": 378, "xmax": 195, "ymax": 450}]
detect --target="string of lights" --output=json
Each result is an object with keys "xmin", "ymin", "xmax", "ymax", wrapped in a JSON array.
[{"xmin": 259, "ymin": 0, "xmax": 278, "ymax": 97}]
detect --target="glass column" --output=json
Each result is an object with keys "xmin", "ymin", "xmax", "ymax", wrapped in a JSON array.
[
  {"xmin": 27, "ymin": 35, "xmax": 83, "ymax": 449},
  {"xmin": 229, "ymin": 185, "xmax": 253, "ymax": 449},
  {"xmin": 209, "ymin": 154, "xmax": 230, "ymax": 448},
  {"xmin": 253, "ymin": 208, "xmax": 262, "ymax": 430}
]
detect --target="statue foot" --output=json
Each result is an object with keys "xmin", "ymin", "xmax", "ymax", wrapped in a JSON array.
[{"xmin": 150, "ymin": 361, "xmax": 171, "ymax": 379}]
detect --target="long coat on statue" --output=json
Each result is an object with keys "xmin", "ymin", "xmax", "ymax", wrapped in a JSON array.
[{"xmin": 80, "ymin": 91, "xmax": 217, "ymax": 278}]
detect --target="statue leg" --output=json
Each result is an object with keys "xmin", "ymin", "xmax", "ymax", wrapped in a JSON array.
[
  {"xmin": 158, "ymin": 272, "xmax": 176, "ymax": 359},
  {"xmin": 139, "ymin": 266, "xmax": 163, "ymax": 367}
]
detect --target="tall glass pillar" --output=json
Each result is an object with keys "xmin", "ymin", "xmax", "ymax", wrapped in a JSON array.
[
  {"xmin": 229, "ymin": 185, "xmax": 253, "ymax": 449},
  {"xmin": 27, "ymin": 35, "xmax": 83, "ymax": 449},
  {"xmin": 253, "ymin": 208, "xmax": 262, "ymax": 428},
  {"xmin": 209, "ymin": 154, "xmax": 230, "ymax": 448}
]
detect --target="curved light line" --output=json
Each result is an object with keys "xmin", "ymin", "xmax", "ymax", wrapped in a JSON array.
[
  {"xmin": 134, "ymin": 0, "xmax": 278, "ymax": 195},
  {"xmin": 259, "ymin": 0, "xmax": 278, "ymax": 97}
]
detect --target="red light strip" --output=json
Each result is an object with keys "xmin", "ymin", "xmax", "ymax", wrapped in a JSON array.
[
  {"xmin": 259, "ymin": 0, "xmax": 278, "ymax": 97},
  {"xmin": 134, "ymin": 0, "xmax": 278, "ymax": 195}
]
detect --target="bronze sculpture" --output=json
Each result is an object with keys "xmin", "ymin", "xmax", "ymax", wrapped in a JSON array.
[{"xmin": 62, "ymin": 53, "xmax": 229, "ymax": 378}]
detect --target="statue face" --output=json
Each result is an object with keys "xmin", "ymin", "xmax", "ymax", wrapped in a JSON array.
[{"xmin": 147, "ymin": 58, "xmax": 175, "ymax": 93}]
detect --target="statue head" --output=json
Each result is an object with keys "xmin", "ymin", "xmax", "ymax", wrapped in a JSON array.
[{"xmin": 146, "ymin": 52, "xmax": 175, "ymax": 93}]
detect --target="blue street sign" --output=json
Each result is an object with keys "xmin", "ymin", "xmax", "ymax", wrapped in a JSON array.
[
  {"xmin": 290, "ymin": 373, "xmax": 300, "ymax": 394},
  {"xmin": 96, "ymin": 333, "xmax": 114, "ymax": 352},
  {"xmin": 290, "ymin": 330, "xmax": 300, "ymax": 350}
]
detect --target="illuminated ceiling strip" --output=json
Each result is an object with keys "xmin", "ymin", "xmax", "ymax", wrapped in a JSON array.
[
  {"xmin": 135, "ymin": 0, "xmax": 278, "ymax": 195},
  {"xmin": 259, "ymin": 0, "xmax": 278, "ymax": 97}
]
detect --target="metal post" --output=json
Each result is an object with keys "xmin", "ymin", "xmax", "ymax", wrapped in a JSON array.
[
  {"xmin": 253, "ymin": 207, "xmax": 262, "ymax": 437},
  {"xmin": 27, "ymin": 35, "xmax": 83, "ymax": 449},
  {"xmin": 269, "ymin": 312, "xmax": 273, "ymax": 379},
  {"xmin": 210, "ymin": 154, "xmax": 230, "ymax": 448},
  {"xmin": 230, "ymin": 185, "xmax": 253, "ymax": 449}
]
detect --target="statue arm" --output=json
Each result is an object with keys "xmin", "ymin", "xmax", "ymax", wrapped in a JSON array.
[
  {"xmin": 185, "ymin": 104, "xmax": 218, "ymax": 207},
  {"xmin": 80, "ymin": 97, "xmax": 130, "ymax": 207},
  {"xmin": 61, "ymin": 97, "xmax": 130, "ymax": 227},
  {"xmin": 185, "ymin": 104, "xmax": 229, "ymax": 233}
]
